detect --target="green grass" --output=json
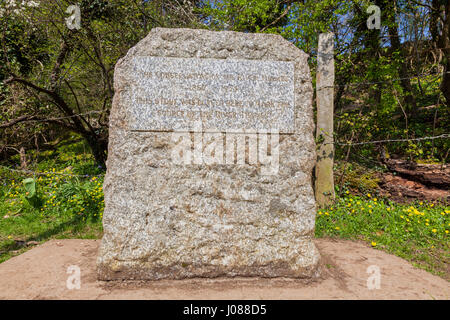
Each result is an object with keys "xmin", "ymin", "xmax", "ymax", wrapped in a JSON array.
[
  {"xmin": 0, "ymin": 137, "xmax": 104, "ymax": 263},
  {"xmin": 315, "ymin": 192, "xmax": 449, "ymax": 279},
  {"xmin": 0, "ymin": 137, "xmax": 448, "ymax": 280}
]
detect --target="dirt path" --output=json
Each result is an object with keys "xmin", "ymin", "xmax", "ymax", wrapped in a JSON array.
[{"xmin": 0, "ymin": 238, "xmax": 448, "ymax": 299}]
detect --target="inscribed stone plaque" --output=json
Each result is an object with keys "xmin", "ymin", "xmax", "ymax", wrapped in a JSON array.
[
  {"xmin": 126, "ymin": 57, "xmax": 295, "ymax": 132},
  {"xmin": 97, "ymin": 28, "xmax": 320, "ymax": 280}
]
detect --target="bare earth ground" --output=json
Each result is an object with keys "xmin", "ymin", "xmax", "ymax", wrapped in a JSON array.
[{"xmin": 0, "ymin": 238, "xmax": 448, "ymax": 300}]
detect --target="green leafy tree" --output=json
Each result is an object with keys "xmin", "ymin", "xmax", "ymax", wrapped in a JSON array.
[{"xmin": 0, "ymin": 0, "xmax": 204, "ymax": 166}]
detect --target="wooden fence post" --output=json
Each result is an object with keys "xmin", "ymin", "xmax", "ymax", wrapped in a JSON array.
[{"xmin": 315, "ymin": 33, "xmax": 335, "ymax": 207}]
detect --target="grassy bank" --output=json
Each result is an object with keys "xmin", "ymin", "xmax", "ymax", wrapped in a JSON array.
[
  {"xmin": 0, "ymin": 139, "xmax": 448, "ymax": 279},
  {"xmin": 0, "ymin": 138, "xmax": 104, "ymax": 263},
  {"xmin": 315, "ymin": 193, "xmax": 449, "ymax": 279}
]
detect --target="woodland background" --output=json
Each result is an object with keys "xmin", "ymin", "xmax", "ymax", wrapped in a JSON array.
[
  {"xmin": 1, "ymin": 0, "xmax": 449, "ymax": 167},
  {"xmin": 0, "ymin": 1, "xmax": 449, "ymax": 277}
]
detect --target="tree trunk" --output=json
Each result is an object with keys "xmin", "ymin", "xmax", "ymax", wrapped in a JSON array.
[
  {"xmin": 386, "ymin": 2, "xmax": 418, "ymax": 118},
  {"xmin": 430, "ymin": 0, "xmax": 440, "ymax": 42},
  {"xmin": 82, "ymin": 132, "xmax": 107, "ymax": 169},
  {"xmin": 440, "ymin": 2, "xmax": 450, "ymax": 107},
  {"xmin": 430, "ymin": 0, "xmax": 449, "ymax": 107},
  {"xmin": 384, "ymin": 159, "xmax": 450, "ymax": 189}
]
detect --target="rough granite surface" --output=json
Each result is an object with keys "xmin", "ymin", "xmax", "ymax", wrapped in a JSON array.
[
  {"xmin": 97, "ymin": 27, "xmax": 320, "ymax": 280},
  {"xmin": 126, "ymin": 56, "xmax": 296, "ymax": 133}
]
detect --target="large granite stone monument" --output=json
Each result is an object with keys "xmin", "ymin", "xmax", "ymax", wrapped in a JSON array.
[{"xmin": 97, "ymin": 28, "xmax": 320, "ymax": 280}]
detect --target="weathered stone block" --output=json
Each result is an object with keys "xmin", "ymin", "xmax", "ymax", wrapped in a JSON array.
[{"xmin": 97, "ymin": 27, "xmax": 320, "ymax": 280}]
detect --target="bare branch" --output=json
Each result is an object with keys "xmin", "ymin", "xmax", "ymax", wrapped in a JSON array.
[
  {"xmin": 261, "ymin": 4, "xmax": 293, "ymax": 32},
  {"xmin": 0, "ymin": 115, "xmax": 39, "ymax": 129}
]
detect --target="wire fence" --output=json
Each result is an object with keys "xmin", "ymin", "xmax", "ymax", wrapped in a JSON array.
[
  {"xmin": 40, "ymin": 110, "xmax": 104, "ymax": 121},
  {"xmin": 0, "ymin": 165, "xmax": 104, "ymax": 179},
  {"xmin": 0, "ymin": 68, "xmax": 449, "ymax": 180},
  {"xmin": 324, "ymin": 133, "xmax": 450, "ymax": 146},
  {"xmin": 0, "ymin": 110, "xmax": 105, "ymax": 128},
  {"xmin": 1, "ymin": 72, "xmax": 447, "ymax": 123},
  {"xmin": 317, "ymin": 71, "xmax": 449, "ymax": 90},
  {"xmin": 1, "ymin": 133, "xmax": 448, "ymax": 180}
]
